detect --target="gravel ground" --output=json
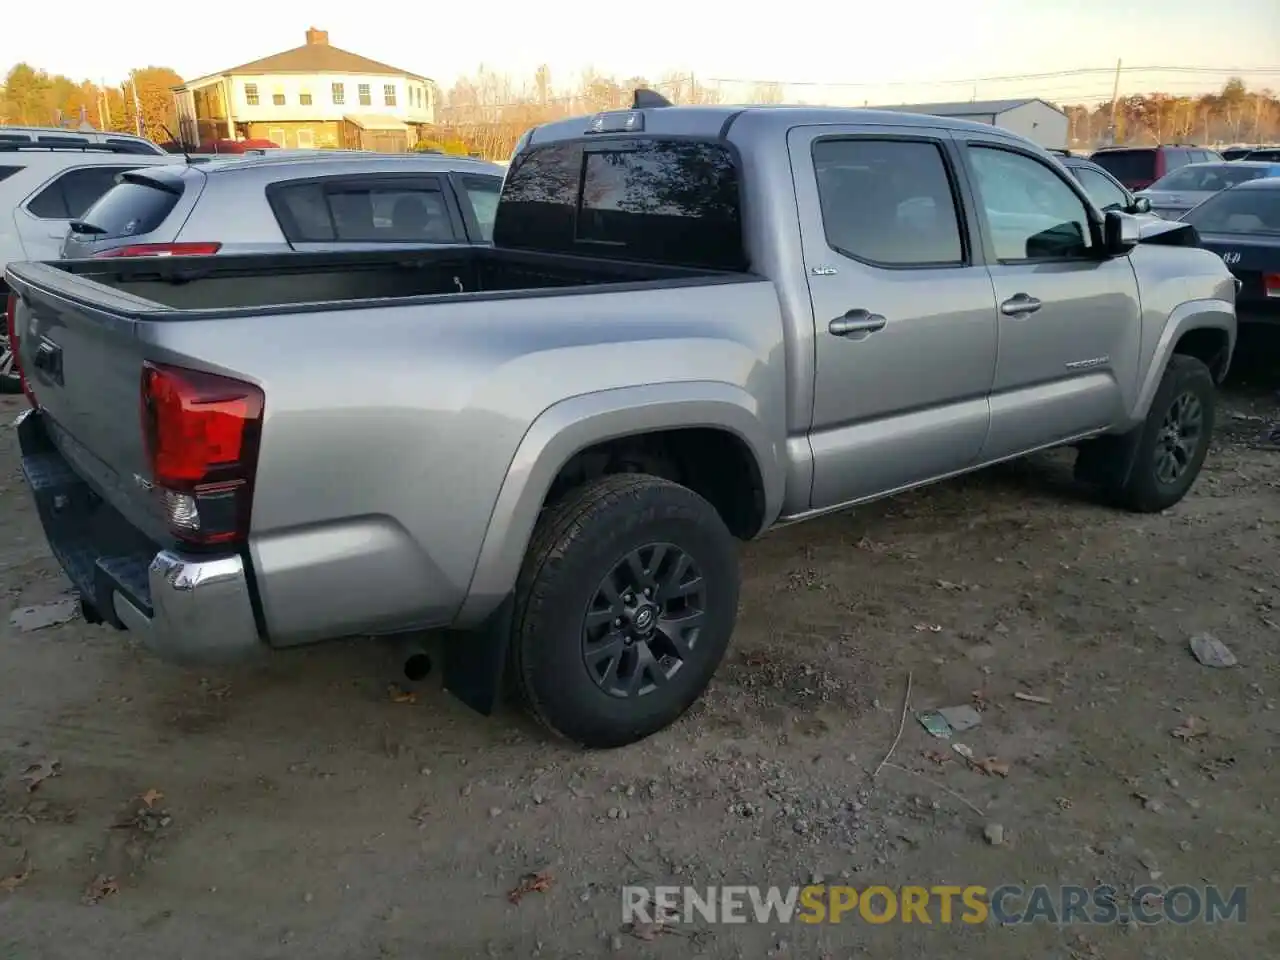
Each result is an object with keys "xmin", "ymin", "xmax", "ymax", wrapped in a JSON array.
[{"xmin": 0, "ymin": 359, "xmax": 1277, "ymax": 959}]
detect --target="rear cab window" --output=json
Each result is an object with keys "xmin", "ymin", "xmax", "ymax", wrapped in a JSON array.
[
  {"xmin": 495, "ymin": 138, "xmax": 747, "ymax": 271},
  {"xmin": 74, "ymin": 173, "xmax": 184, "ymax": 238},
  {"xmin": 1090, "ymin": 150, "xmax": 1156, "ymax": 185}
]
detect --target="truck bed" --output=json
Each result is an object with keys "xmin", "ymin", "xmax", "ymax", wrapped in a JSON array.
[{"xmin": 44, "ymin": 246, "xmax": 741, "ymax": 315}]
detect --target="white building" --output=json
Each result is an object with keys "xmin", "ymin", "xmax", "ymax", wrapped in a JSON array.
[
  {"xmin": 173, "ymin": 27, "xmax": 434, "ymax": 151},
  {"xmin": 878, "ymin": 98, "xmax": 1069, "ymax": 150}
]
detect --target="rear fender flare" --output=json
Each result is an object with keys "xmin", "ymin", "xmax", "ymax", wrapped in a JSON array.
[{"xmin": 454, "ymin": 381, "xmax": 784, "ymax": 627}]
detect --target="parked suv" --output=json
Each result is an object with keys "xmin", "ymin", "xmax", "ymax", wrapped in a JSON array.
[
  {"xmin": 0, "ymin": 127, "xmax": 165, "ymax": 155},
  {"xmin": 62, "ymin": 153, "xmax": 506, "ymax": 260},
  {"xmin": 1089, "ymin": 145, "xmax": 1222, "ymax": 190},
  {"xmin": 0, "ymin": 142, "xmax": 181, "ymax": 390}
]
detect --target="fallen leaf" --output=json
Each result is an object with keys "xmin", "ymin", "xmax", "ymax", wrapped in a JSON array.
[
  {"xmin": 1172, "ymin": 716, "xmax": 1207, "ymax": 741},
  {"xmin": 1055, "ymin": 796, "xmax": 1072, "ymax": 810},
  {"xmin": 0, "ymin": 854, "xmax": 31, "ymax": 893},
  {"xmin": 1014, "ymin": 692, "xmax": 1053, "ymax": 705},
  {"xmin": 20, "ymin": 758, "xmax": 60, "ymax": 793},
  {"xmin": 951, "ymin": 742, "xmax": 975, "ymax": 760},
  {"xmin": 745, "ymin": 651, "xmax": 771, "ymax": 667},
  {"xmin": 970, "ymin": 690, "xmax": 988, "ymax": 712},
  {"xmin": 387, "ymin": 684, "xmax": 417, "ymax": 704},
  {"xmin": 82, "ymin": 874, "xmax": 119, "ymax": 905},
  {"xmin": 974, "ymin": 757, "xmax": 1011, "ymax": 777},
  {"xmin": 923, "ymin": 749, "xmax": 952, "ymax": 765},
  {"xmin": 507, "ymin": 871, "xmax": 553, "ymax": 904},
  {"xmin": 138, "ymin": 789, "xmax": 164, "ymax": 809},
  {"xmin": 935, "ymin": 580, "xmax": 964, "ymax": 591}
]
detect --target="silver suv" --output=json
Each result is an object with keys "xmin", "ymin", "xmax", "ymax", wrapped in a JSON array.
[{"xmin": 61, "ymin": 153, "xmax": 505, "ymax": 259}]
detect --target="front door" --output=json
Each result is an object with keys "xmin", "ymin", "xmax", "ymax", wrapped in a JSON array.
[
  {"xmin": 956, "ymin": 137, "xmax": 1141, "ymax": 461},
  {"xmin": 790, "ymin": 125, "xmax": 1000, "ymax": 510}
]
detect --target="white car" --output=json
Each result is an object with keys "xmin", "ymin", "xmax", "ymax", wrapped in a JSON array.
[
  {"xmin": 1135, "ymin": 160, "xmax": 1280, "ymax": 219},
  {"xmin": 0, "ymin": 138, "xmax": 178, "ymax": 390}
]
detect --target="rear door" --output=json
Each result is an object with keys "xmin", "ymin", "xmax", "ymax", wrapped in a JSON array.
[
  {"xmin": 266, "ymin": 174, "xmax": 468, "ymax": 250},
  {"xmin": 790, "ymin": 124, "xmax": 999, "ymax": 509},
  {"xmin": 14, "ymin": 164, "xmax": 141, "ymax": 261},
  {"xmin": 956, "ymin": 134, "xmax": 1141, "ymax": 459}
]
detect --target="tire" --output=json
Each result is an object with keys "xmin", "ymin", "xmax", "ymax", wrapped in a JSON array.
[
  {"xmin": 510, "ymin": 473, "xmax": 739, "ymax": 748},
  {"xmin": 1107, "ymin": 354, "xmax": 1216, "ymax": 513}
]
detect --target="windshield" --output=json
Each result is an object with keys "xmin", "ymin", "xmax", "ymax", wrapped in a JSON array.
[
  {"xmin": 1148, "ymin": 164, "xmax": 1268, "ymax": 192},
  {"xmin": 1182, "ymin": 188, "xmax": 1280, "ymax": 235}
]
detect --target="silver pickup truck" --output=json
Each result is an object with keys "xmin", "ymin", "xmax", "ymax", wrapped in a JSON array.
[{"xmin": 6, "ymin": 98, "xmax": 1236, "ymax": 748}]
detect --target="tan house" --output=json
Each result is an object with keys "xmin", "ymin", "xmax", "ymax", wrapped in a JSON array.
[{"xmin": 172, "ymin": 28, "xmax": 434, "ymax": 151}]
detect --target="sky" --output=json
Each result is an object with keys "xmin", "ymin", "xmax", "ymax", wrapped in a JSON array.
[{"xmin": 4, "ymin": 0, "xmax": 1278, "ymax": 106}]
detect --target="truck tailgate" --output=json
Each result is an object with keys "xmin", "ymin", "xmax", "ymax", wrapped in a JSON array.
[{"xmin": 8, "ymin": 265, "xmax": 168, "ymax": 543}]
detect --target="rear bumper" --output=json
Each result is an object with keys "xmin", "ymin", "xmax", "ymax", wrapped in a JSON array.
[{"xmin": 17, "ymin": 408, "xmax": 263, "ymax": 663}]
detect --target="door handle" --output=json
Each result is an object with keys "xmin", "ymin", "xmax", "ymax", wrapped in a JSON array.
[
  {"xmin": 829, "ymin": 309, "xmax": 887, "ymax": 337},
  {"xmin": 1000, "ymin": 294, "xmax": 1042, "ymax": 317}
]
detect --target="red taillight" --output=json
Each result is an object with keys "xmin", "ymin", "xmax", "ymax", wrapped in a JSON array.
[
  {"xmin": 93, "ymin": 242, "xmax": 221, "ymax": 259},
  {"xmin": 1264, "ymin": 273, "xmax": 1280, "ymax": 299},
  {"xmin": 5, "ymin": 292, "xmax": 37, "ymax": 408},
  {"xmin": 141, "ymin": 362, "xmax": 264, "ymax": 546}
]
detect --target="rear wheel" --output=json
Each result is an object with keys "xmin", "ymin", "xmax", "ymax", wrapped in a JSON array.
[{"xmin": 510, "ymin": 473, "xmax": 739, "ymax": 748}]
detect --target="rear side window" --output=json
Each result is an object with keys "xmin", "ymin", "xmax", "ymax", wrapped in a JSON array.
[
  {"xmin": 812, "ymin": 138, "xmax": 964, "ymax": 266},
  {"xmin": 495, "ymin": 138, "xmax": 746, "ymax": 271},
  {"xmin": 1149, "ymin": 164, "xmax": 1270, "ymax": 192},
  {"xmin": 1090, "ymin": 150, "xmax": 1156, "ymax": 183},
  {"xmin": 76, "ymin": 178, "xmax": 182, "ymax": 238},
  {"xmin": 26, "ymin": 166, "xmax": 137, "ymax": 220},
  {"xmin": 458, "ymin": 175, "xmax": 501, "ymax": 241},
  {"xmin": 268, "ymin": 178, "xmax": 458, "ymax": 243},
  {"xmin": 1163, "ymin": 149, "xmax": 1193, "ymax": 171}
]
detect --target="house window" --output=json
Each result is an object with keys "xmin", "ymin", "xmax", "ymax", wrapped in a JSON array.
[
  {"xmin": 244, "ymin": 83, "xmax": 260, "ymax": 106},
  {"xmin": 272, "ymin": 92, "xmax": 285, "ymax": 106},
  {"xmin": 384, "ymin": 84, "xmax": 397, "ymax": 107},
  {"xmin": 358, "ymin": 84, "xmax": 371, "ymax": 106},
  {"xmin": 299, "ymin": 92, "xmax": 313, "ymax": 106},
  {"xmin": 332, "ymin": 82, "xmax": 345, "ymax": 105}
]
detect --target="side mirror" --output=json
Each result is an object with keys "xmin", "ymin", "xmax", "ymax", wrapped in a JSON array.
[
  {"xmin": 1103, "ymin": 210, "xmax": 1141, "ymax": 255},
  {"xmin": 1128, "ymin": 195, "xmax": 1152, "ymax": 214}
]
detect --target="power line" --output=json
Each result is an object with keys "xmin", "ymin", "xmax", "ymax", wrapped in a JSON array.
[{"xmin": 706, "ymin": 65, "xmax": 1280, "ymax": 89}]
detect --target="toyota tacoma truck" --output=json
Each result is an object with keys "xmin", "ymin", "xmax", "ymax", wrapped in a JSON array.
[{"xmin": 5, "ymin": 96, "xmax": 1236, "ymax": 748}]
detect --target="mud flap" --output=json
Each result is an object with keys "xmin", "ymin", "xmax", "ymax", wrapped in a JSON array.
[
  {"xmin": 442, "ymin": 594, "xmax": 514, "ymax": 716},
  {"xmin": 1074, "ymin": 428, "xmax": 1142, "ymax": 490}
]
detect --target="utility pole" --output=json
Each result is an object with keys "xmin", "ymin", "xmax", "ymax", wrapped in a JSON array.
[
  {"xmin": 129, "ymin": 72, "xmax": 143, "ymax": 137},
  {"xmin": 1106, "ymin": 59, "xmax": 1122, "ymax": 145},
  {"xmin": 1255, "ymin": 94, "xmax": 1264, "ymax": 142}
]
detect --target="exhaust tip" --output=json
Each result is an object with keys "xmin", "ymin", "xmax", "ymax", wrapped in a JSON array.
[{"xmin": 403, "ymin": 651, "xmax": 432, "ymax": 682}]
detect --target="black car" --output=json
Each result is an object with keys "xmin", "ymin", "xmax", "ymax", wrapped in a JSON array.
[
  {"xmin": 1058, "ymin": 155, "xmax": 1152, "ymax": 214},
  {"xmin": 1243, "ymin": 148, "xmax": 1280, "ymax": 163},
  {"xmin": 1180, "ymin": 178, "xmax": 1280, "ymax": 328}
]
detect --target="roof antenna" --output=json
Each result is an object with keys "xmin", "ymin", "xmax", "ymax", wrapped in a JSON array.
[
  {"xmin": 158, "ymin": 123, "xmax": 193, "ymax": 165},
  {"xmin": 633, "ymin": 88, "xmax": 673, "ymax": 109}
]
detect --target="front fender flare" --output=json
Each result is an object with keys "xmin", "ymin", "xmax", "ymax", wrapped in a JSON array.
[
  {"xmin": 453, "ymin": 381, "xmax": 785, "ymax": 627},
  {"xmin": 1132, "ymin": 298, "xmax": 1235, "ymax": 422}
]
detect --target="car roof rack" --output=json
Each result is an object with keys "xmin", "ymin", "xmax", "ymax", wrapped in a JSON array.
[{"xmin": 0, "ymin": 139, "xmax": 165, "ymax": 156}]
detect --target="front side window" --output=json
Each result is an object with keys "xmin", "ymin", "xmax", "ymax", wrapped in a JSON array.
[
  {"xmin": 244, "ymin": 83, "xmax": 259, "ymax": 106},
  {"xmin": 358, "ymin": 84, "xmax": 371, "ymax": 106},
  {"xmin": 812, "ymin": 138, "xmax": 964, "ymax": 266},
  {"xmin": 1074, "ymin": 167, "xmax": 1129, "ymax": 211},
  {"xmin": 968, "ymin": 146, "xmax": 1093, "ymax": 260}
]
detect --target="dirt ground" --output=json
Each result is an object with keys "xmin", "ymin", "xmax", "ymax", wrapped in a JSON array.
[{"xmin": 1, "ymin": 346, "xmax": 1277, "ymax": 959}]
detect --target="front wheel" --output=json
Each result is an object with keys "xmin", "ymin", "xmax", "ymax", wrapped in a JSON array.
[
  {"xmin": 1107, "ymin": 355, "xmax": 1216, "ymax": 513},
  {"xmin": 510, "ymin": 473, "xmax": 740, "ymax": 748}
]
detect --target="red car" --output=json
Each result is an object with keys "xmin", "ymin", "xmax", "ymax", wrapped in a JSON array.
[{"xmin": 1088, "ymin": 145, "xmax": 1222, "ymax": 191}]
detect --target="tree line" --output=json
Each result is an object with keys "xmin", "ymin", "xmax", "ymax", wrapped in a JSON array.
[{"xmin": 3, "ymin": 60, "xmax": 1276, "ymax": 158}]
